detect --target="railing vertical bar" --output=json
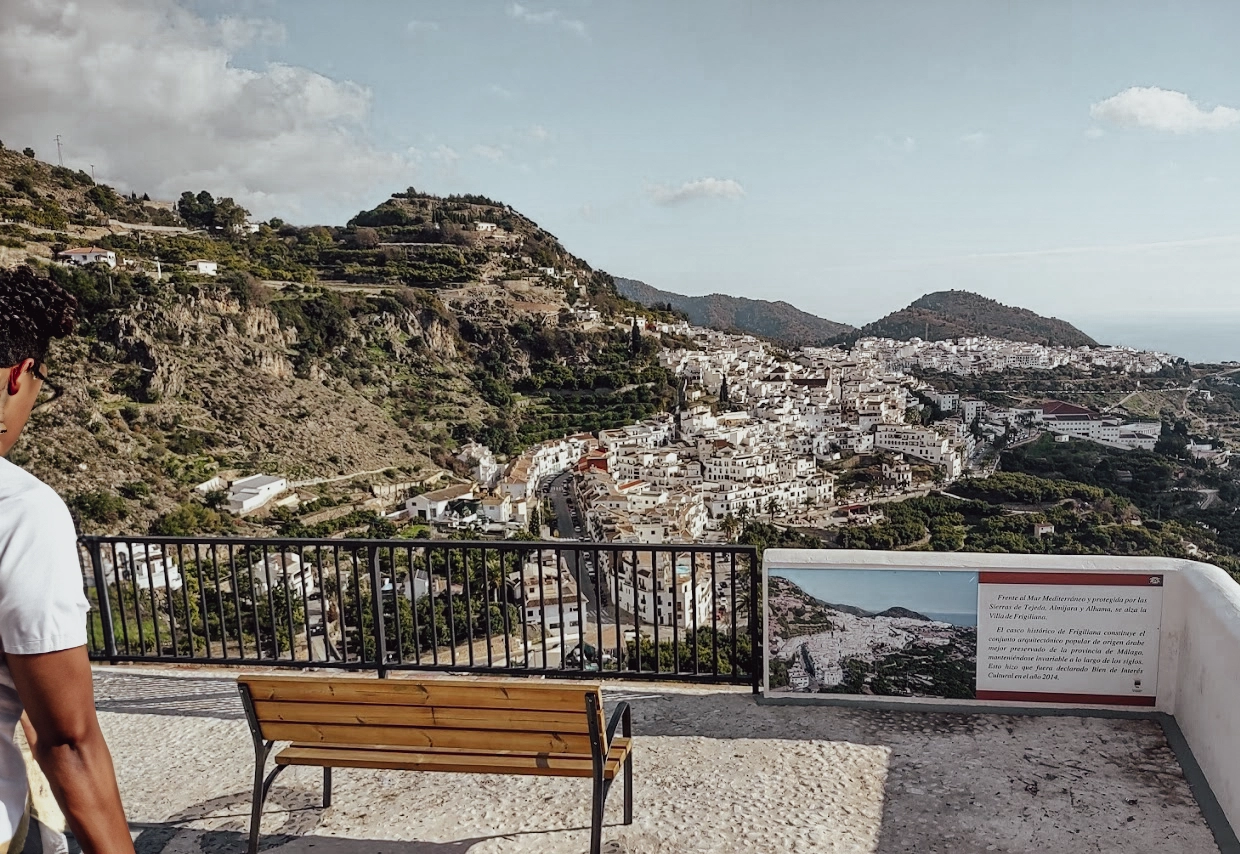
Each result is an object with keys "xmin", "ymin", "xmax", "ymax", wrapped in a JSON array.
[
  {"xmin": 612, "ymin": 548, "xmax": 622, "ymax": 672},
  {"xmin": 191, "ymin": 543, "xmax": 212, "ymax": 660},
  {"xmin": 533, "ymin": 546, "xmax": 545, "ymax": 670},
  {"xmin": 749, "ymin": 548, "xmax": 760, "ymax": 693},
  {"xmin": 164, "ymin": 545, "xmax": 180, "ymax": 657},
  {"xmin": 592, "ymin": 545, "xmax": 603, "ymax": 673},
  {"xmin": 108, "ymin": 541, "xmax": 131, "ymax": 658},
  {"xmin": 262, "ymin": 545, "xmax": 280, "ymax": 660},
  {"xmin": 482, "ymin": 545, "xmax": 494, "ymax": 667},
  {"xmin": 210, "ymin": 544, "xmax": 227, "ymax": 659},
  {"xmin": 652, "ymin": 550, "xmax": 661, "ymax": 675},
  {"xmin": 462, "ymin": 546, "xmax": 474, "ymax": 668},
  {"xmin": 428, "ymin": 547, "xmax": 440, "ymax": 666},
  {"xmin": 332, "ymin": 546, "xmax": 347, "ymax": 663},
  {"xmin": 500, "ymin": 548, "xmax": 512, "ymax": 670},
  {"xmin": 387, "ymin": 544, "xmax": 402, "ymax": 666},
  {"xmin": 146, "ymin": 543, "xmax": 162, "ymax": 656},
  {"xmin": 691, "ymin": 549, "xmax": 700, "ymax": 676},
  {"xmin": 299, "ymin": 547, "xmax": 313, "ymax": 663},
  {"xmin": 671, "ymin": 548, "xmax": 680, "ymax": 676},
  {"xmin": 367, "ymin": 544, "xmax": 386, "ymax": 677},
  {"xmin": 445, "ymin": 547, "xmax": 457, "ymax": 667},
  {"xmin": 730, "ymin": 551, "xmax": 738, "ymax": 682},
  {"xmin": 408, "ymin": 546, "xmax": 422, "ymax": 666},
  {"xmin": 228, "ymin": 544, "xmax": 244, "ymax": 660},
  {"xmin": 247, "ymin": 544, "xmax": 263, "ymax": 659},
  {"xmin": 281, "ymin": 550, "xmax": 296, "ymax": 662},
  {"xmin": 349, "ymin": 546, "xmax": 364, "ymax": 666},
  {"xmin": 312, "ymin": 546, "xmax": 328, "ymax": 663},
  {"xmin": 710, "ymin": 550, "xmax": 719, "ymax": 678},
  {"xmin": 631, "ymin": 549, "xmax": 640, "ymax": 675},
  {"xmin": 85, "ymin": 540, "xmax": 116, "ymax": 663}
]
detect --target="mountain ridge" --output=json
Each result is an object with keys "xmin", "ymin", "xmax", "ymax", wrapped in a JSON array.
[
  {"xmin": 837, "ymin": 289, "xmax": 1098, "ymax": 347},
  {"xmin": 614, "ymin": 277, "xmax": 854, "ymax": 347}
]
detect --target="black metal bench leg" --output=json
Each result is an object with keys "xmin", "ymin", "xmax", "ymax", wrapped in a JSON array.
[
  {"xmin": 624, "ymin": 753, "xmax": 633, "ymax": 826},
  {"xmin": 323, "ymin": 767, "xmax": 332, "ymax": 809},
  {"xmin": 590, "ymin": 776, "xmax": 606, "ymax": 854},
  {"xmin": 247, "ymin": 745, "xmax": 271, "ymax": 854}
]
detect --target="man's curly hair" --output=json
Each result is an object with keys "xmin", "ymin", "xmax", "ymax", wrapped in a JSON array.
[{"xmin": 0, "ymin": 265, "xmax": 78, "ymax": 368}]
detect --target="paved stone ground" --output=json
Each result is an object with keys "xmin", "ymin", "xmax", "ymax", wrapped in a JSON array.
[{"xmin": 78, "ymin": 668, "xmax": 1219, "ymax": 854}]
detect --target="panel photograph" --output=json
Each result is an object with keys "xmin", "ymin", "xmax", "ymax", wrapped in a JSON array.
[{"xmin": 767, "ymin": 568, "xmax": 978, "ymax": 699}]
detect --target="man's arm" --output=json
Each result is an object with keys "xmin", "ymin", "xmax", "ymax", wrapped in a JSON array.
[{"xmin": 6, "ymin": 646, "xmax": 134, "ymax": 854}]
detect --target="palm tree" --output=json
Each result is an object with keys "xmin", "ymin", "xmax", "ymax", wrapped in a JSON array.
[{"xmin": 721, "ymin": 513, "xmax": 739, "ymax": 542}]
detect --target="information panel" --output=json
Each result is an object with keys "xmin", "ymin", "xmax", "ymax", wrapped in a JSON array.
[
  {"xmin": 765, "ymin": 565, "xmax": 1165, "ymax": 706},
  {"xmin": 975, "ymin": 572, "xmax": 1163, "ymax": 705}
]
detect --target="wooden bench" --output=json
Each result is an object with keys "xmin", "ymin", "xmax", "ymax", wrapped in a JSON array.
[{"xmin": 237, "ymin": 674, "xmax": 634, "ymax": 854}]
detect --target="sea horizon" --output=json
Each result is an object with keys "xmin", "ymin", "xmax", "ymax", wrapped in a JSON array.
[{"xmin": 1075, "ymin": 314, "xmax": 1240, "ymax": 364}]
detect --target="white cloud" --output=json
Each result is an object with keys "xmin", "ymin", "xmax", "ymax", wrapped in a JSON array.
[
  {"xmin": 1090, "ymin": 86, "xmax": 1240, "ymax": 134},
  {"xmin": 430, "ymin": 145, "xmax": 460, "ymax": 166},
  {"xmin": 527, "ymin": 124, "xmax": 551, "ymax": 142},
  {"xmin": 507, "ymin": 2, "xmax": 588, "ymax": 38},
  {"xmin": 471, "ymin": 144, "xmax": 505, "ymax": 162},
  {"xmin": 0, "ymin": 1, "xmax": 416, "ymax": 222},
  {"xmin": 959, "ymin": 131, "xmax": 989, "ymax": 149},
  {"xmin": 647, "ymin": 178, "xmax": 746, "ymax": 206},
  {"xmin": 406, "ymin": 19, "xmax": 440, "ymax": 35},
  {"xmin": 1085, "ymin": 127, "xmax": 1105, "ymax": 140}
]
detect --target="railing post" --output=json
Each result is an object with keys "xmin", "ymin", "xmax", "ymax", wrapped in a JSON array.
[
  {"xmin": 86, "ymin": 537, "xmax": 119, "ymax": 664},
  {"xmin": 367, "ymin": 545, "xmax": 388, "ymax": 678},
  {"xmin": 749, "ymin": 547, "xmax": 761, "ymax": 695}
]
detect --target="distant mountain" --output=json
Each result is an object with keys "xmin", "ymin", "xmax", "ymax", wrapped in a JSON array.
[
  {"xmin": 614, "ymin": 277, "xmax": 854, "ymax": 347},
  {"xmin": 839, "ymin": 290, "xmax": 1097, "ymax": 348},
  {"xmin": 875, "ymin": 607, "xmax": 932, "ymax": 621}
]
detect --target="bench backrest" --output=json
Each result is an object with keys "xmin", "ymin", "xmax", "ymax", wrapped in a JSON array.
[{"xmin": 238, "ymin": 674, "xmax": 608, "ymax": 755}]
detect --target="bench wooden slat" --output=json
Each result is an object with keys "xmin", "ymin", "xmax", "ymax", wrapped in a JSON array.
[
  {"xmin": 240, "ymin": 675, "xmax": 603, "ymax": 713},
  {"xmin": 274, "ymin": 738, "xmax": 633, "ymax": 779},
  {"xmin": 259, "ymin": 721, "xmax": 594, "ymax": 754},
  {"xmin": 251, "ymin": 700, "xmax": 593, "ymax": 733}
]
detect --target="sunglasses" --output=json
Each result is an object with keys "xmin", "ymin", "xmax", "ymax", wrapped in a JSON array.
[{"xmin": 29, "ymin": 362, "xmax": 48, "ymax": 382}]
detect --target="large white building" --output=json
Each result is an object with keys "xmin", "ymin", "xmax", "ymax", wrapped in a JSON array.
[
  {"xmin": 227, "ymin": 474, "xmax": 288, "ymax": 514},
  {"xmin": 514, "ymin": 554, "xmax": 582, "ymax": 635},
  {"xmin": 610, "ymin": 552, "xmax": 714, "ymax": 630}
]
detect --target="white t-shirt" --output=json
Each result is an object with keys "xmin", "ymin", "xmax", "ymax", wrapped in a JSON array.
[{"xmin": 0, "ymin": 457, "xmax": 89, "ymax": 848}]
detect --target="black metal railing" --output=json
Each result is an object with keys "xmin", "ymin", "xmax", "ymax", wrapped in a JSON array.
[{"xmin": 78, "ymin": 537, "xmax": 761, "ymax": 691}]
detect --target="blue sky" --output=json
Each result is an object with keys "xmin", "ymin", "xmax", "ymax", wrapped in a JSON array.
[
  {"xmin": 774, "ymin": 568, "xmax": 978, "ymax": 622},
  {"xmin": 6, "ymin": 1, "xmax": 1240, "ymax": 324}
]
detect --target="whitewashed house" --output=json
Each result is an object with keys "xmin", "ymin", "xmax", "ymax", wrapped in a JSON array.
[
  {"xmin": 58, "ymin": 247, "xmax": 116, "ymax": 268},
  {"xmin": 227, "ymin": 474, "xmax": 288, "ymax": 514},
  {"xmin": 185, "ymin": 259, "xmax": 218, "ymax": 276},
  {"xmin": 252, "ymin": 552, "xmax": 317, "ymax": 598},
  {"xmin": 406, "ymin": 483, "xmax": 475, "ymax": 522},
  {"xmin": 101, "ymin": 543, "xmax": 183, "ymax": 591}
]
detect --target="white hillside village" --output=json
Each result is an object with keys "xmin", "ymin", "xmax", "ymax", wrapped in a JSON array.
[{"xmin": 176, "ymin": 319, "xmax": 1179, "ymax": 635}]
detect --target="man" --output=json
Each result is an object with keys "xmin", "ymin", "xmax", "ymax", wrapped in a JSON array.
[{"xmin": 0, "ymin": 266, "xmax": 133, "ymax": 853}]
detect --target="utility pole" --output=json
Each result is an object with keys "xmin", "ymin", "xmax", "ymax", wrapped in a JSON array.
[
  {"xmin": 54, "ymin": 135, "xmax": 63, "ymax": 167},
  {"xmin": 90, "ymin": 163, "xmax": 95, "ymax": 182}
]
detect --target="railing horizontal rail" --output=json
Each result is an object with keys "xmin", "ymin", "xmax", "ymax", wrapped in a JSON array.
[{"xmin": 79, "ymin": 536, "xmax": 761, "ymax": 692}]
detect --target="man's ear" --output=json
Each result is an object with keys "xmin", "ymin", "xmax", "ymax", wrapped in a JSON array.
[{"xmin": 8, "ymin": 359, "xmax": 35, "ymax": 395}]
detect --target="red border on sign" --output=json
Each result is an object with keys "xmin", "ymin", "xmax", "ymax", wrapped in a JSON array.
[
  {"xmin": 978, "ymin": 572, "xmax": 1163, "ymax": 587},
  {"xmin": 976, "ymin": 690, "xmax": 1156, "ymax": 707}
]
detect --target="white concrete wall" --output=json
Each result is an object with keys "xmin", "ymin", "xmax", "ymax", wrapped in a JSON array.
[{"xmin": 762, "ymin": 549, "xmax": 1240, "ymax": 832}]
